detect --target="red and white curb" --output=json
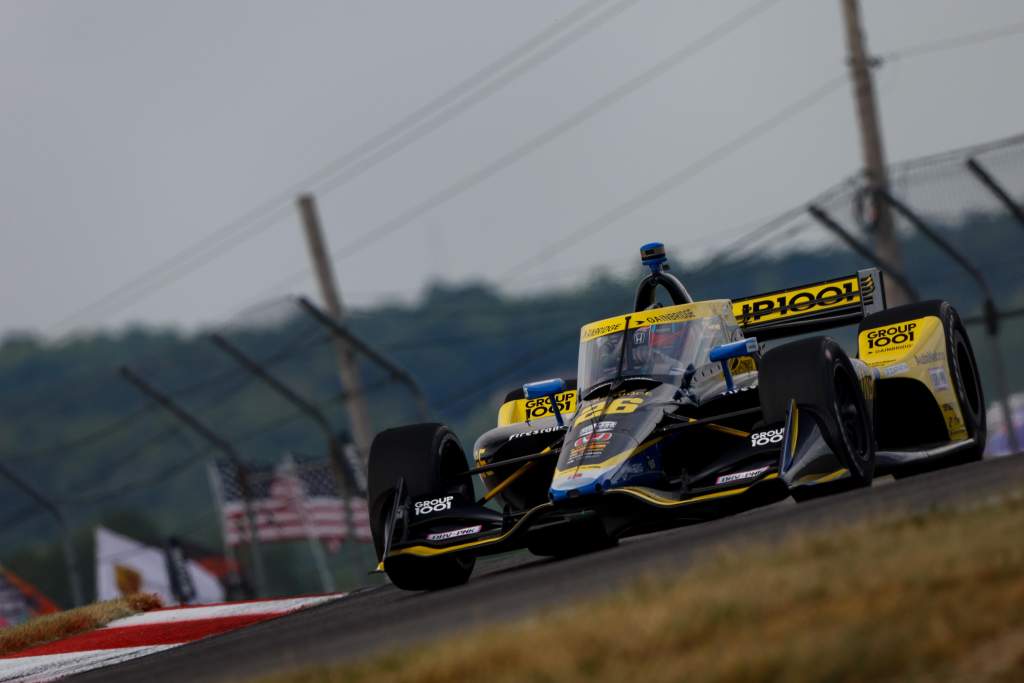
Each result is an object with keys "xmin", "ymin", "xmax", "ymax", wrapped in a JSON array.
[{"xmin": 0, "ymin": 594, "xmax": 345, "ymax": 682}]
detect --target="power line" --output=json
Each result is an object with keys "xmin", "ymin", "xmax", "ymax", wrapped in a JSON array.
[
  {"xmin": 502, "ymin": 73, "xmax": 848, "ymax": 278},
  {"xmin": 47, "ymin": 0, "xmax": 638, "ymax": 333},
  {"xmin": 3, "ymin": 321, "xmax": 354, "ymax": 474},
  {"xmin": 230, "ymin": 379, "xmax": 396, "ymax": 446},
  {"xmin": 309, "ymin": 0, "xmax": 641, "ymax": 202},
  {"xmin": 262, "ymin": 0, "xmax": 786, "ymax": 296},
  {"xmin": 0, "ymin": 322, "xmax": 330, "ymax": 465},
  {"xmin": 439, "ymin": 330, "xmax": 580, "ymax": 414},
  {"xmin": 880, "ymin": 18, "xmax": 1024, "ymax": 62},
  {"xmin": 0, "ymin": 406, "xmax": 159, "ymax": 464},
  {"xmin": 58, "ymin": 436, "xmax": 212, "ymax": 507}
]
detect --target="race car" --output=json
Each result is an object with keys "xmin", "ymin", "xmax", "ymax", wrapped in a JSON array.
[{"xmin": 368, "ymin": 243, "xmax": 987, "ymax": 590}]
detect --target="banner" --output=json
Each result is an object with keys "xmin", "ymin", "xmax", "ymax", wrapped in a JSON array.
[{"xmin": 95, "ymin": 527, "xmax": 225, "ymax": 605}]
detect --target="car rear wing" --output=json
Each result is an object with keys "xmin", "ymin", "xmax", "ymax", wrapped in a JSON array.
[{"xmin": 732, "ymin": 268, "xmax": 887, "ymax": 341}]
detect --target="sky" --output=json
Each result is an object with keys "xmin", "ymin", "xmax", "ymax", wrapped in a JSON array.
[{"xmin": 2, "ymin": 0, "xmax": 1022, "ymax": 337}]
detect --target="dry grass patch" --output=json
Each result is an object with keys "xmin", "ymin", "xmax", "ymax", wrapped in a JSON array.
[
  {"xmin": 259, "ymin": 491, "xmax": 1024, "ymax": 683},
  {"xmin": 0, "ymin": 593, "xmax": 162, "ymax": 656}
]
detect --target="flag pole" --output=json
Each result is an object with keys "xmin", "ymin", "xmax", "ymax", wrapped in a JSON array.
[
  {"xmin": 205, "ymin": 462, "xmax": 247, "ymax": 599},
  {"xmin": 284, "ymin": 454, "xmax": 335, "ymax": 594}
]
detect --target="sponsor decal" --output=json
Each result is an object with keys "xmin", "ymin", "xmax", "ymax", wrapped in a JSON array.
[
  {"xmin": 881, "ymin": 362, "xmax": 910, "ymax": 377},
  {"xmin": 572, "ymin": 431, "xmax": 612, "ymax": 448},
  {"xmin": 915, "ymin": 351, "xmax": 945, "ymax": 365},
  {"xmin": 426, "ymin": 525, "xmax": 483, "ymax": 541},
  {"xmin": 414, "ymin": 495, "xmax": 454, "ymax": 516},
  {"xmin": 499, "ymin": 390, "xmax": 579, "ymax": 426},
  {"xmin": 637, "ymin": 309, "xmax": 696, "ymax": 325},
  {"xmin": 865, "ymin": 322, "xmax": 917, "ymax": 352},
  {"xmin": 734, "ymin": 278, "xmax": 859, "ymax": 325},
  {"xmin": 859, "ymin": 316, "xmax": 938, "ymax": 365},
  {"xmin": 573, "ymin": 432, "xmax": 614, "ymax": 449},
  {"xmin": 580, "ymin": 302, "xmax": 727, "ymax": 341},
  {"xmin": 929, "ymin": 367, "xmax": 950, "ymax": 391},
  {"xmin": 582, "ymin": 321, "xmax": 626, "ymax": 341},
  {"xmin": 750, "ymin": 428, "xmax": 784, "ymax": 448},
  {"xmin": 508, "ymin": 425, "xmax": 563, "ymax": 440},
  {"xmin": 716, "ymin": 465, "xmax": 770, "ymax": 485},
  {"xmin": 522, "ymin": 391, "xmax": 576, "ymax": 420},
  {"xmin": 940, "ymin": 402, "xmax": 967, "ymax": 437},
  {"xmin": 578, "ymin": 421, "xmax": 617, "ymax": 437}
]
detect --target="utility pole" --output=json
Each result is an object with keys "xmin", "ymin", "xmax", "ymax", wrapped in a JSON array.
[
  {"xmin": 119, "ymin": 367, "xmax": 269, "ymax": 597},
  {"xmin": 840, "ymin": 0, "xmax": 910, "ymax": 306},
  {"xmin": 297, "ymin": 194, "xmax": 374, "ymax": 462}
]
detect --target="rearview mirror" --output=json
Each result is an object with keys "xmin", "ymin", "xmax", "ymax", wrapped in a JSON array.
[
  {"xmin": 709, "ymin": 338, "xmax": 759, "ymax": 392},
  {"xmin": 523, "ymin": 378, "xmax": 566, "ymax": 399},
  {"xmin": 523, "ymin": 378, "xmax": 567, "ymax": 427}
]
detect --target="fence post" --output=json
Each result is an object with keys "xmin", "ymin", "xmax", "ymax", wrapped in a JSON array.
[
  {"xmin": 119, "ymin": 367, "xmax": 269, "ymax": 597},
  {"xmin": 807, "ymin": 204, "xmax": 919, "ymax": 301},
  {"xmin": 966, "ymin": 158, "xmax": 1024, "ymax": 232},
  {"xmin": 0, "ymin": 462, "xmax": 85, "ymax": 607}
]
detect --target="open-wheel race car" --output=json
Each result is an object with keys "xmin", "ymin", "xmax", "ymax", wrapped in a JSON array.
[{"xmin": 368, "ymin": 243, "xmax": 987, "ymax": 590}]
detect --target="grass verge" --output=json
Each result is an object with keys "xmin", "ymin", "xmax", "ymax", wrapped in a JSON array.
[
  {"xmin": 259, "ymin": 492, "xmax": 1024, "ymax": 683},
  {"xmin": 0, "ymin": 593, "xmax": 162, "ymax": 656}
]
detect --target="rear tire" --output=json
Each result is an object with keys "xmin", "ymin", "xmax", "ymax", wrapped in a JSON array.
[
  {"xmin": 368, "ymin": 424, "xmax": 476, "ymax": 590},
  {"xmin": 860, "ymin": 300, "xmax": 986, "ymax": 477},
  {"xmin": 759, "ymin": 337, "xmax": 875, "ymax": 502}
]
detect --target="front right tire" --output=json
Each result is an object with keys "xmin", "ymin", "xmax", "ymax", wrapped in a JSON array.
[{"xmin": 759, "ymin": 336, "xmax": 875, "ymax": 502}]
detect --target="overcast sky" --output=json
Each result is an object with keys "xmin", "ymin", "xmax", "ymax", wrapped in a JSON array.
[{"xmin": 2, "ymin": 0, "xmax": 1022, "ymax": 337}]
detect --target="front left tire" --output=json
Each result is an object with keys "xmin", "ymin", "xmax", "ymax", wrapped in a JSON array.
[{"xmin": 368, "ymin": 423, "xmax": 476, "ymax": 590}]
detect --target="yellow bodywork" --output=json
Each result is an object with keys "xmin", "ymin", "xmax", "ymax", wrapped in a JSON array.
[{"xmin": 857, "ymin": 315, "xmax": 967, "ymax": 441}]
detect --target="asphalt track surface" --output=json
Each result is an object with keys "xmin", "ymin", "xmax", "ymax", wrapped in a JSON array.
[{"xmin": 78, "ymin": 454, "xmax": 1024, "ymax": 682}]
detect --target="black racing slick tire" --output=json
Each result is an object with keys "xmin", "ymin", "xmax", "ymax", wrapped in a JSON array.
[
  {"xmin": 861, "ymin": 300, "xmax": 986, "ymax": 476},
  {"xmin": 759, "ymin": 336, "xmax": 875, "ymax": 502},
  {"xmin": 367, "ymin": 424, "xmax": 475, "ymax": 590}
]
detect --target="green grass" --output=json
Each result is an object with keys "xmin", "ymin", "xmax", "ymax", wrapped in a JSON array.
[{"xmin": 257, "ymin": 491, "xmax": 1024, "ymax": 683}]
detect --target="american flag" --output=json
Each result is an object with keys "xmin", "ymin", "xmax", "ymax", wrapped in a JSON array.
[{"xmin": 212, "ymin": 455, "xmax": 371, "ymax": 548}]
